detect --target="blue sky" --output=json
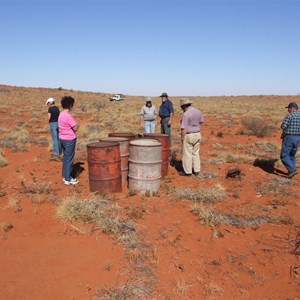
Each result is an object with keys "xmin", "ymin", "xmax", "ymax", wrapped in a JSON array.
[{"xmin": 1, "ymin": 0, "xmax": 299, "ymax": 96}]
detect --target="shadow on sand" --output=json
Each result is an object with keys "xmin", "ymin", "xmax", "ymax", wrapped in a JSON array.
[
  {"xmin": 170, "ymin": 157, "xmax": 184, "ymax": 173},
  {"xmin": 71, "ymin": 162, "xmax": 85, "ymax": 178},
  {"xmin": 253, "ymin": 158, "xmax": 287, "ymax": 177}
]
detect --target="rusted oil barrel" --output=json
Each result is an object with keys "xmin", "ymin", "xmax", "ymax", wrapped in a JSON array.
[
  {"xmin": 87, "ymin": 141, "xmax": 122, "ymax": 193},
  {"xmin": 128, "ymin": 139, "xmax": 162, "ymax": 193},
  {"xmin": 108, "ymin": 132, "xmax": 136, "ymax": 141},
  {"xmin": 99, "ymin": 137, "xmax": 129, "ymax": 186},
  {"xmin": 143, "ymin": 133, "xmax": 171, "ymax": 177}
]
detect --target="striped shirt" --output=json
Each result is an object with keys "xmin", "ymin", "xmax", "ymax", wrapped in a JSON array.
[{"xmin": 281, "ymin": 111, "xmax": 300, "ymax": 135}]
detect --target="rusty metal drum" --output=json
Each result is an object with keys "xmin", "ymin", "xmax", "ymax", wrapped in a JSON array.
[
  {"xmin": 128, "ymin": 139, "xmax": 162, "ymax": 193},
  {"xmin": 108, "ymin": 132, "xmax": 136, "ymax": 141},
  {"xmin": 87, "ymin": 141, "xmax": 122, "ymax": 193},
  {"xmin": 143, "ymin": 133, "xmax": 171, "ymax": 177},
  {"xmin": 99, "ymin": 137, "xmax": 129, "ymax": 186}
]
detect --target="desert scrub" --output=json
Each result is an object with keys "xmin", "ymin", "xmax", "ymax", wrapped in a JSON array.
[
  {"xmin": 252, "ymin": 141, "xmax": 280, "ymax": 154},
  {"xmin": 176, "ymin": 185, "xmax": 226, "ymax": 204},
  {"xmin": 78, "ymin": 124, "xmax": 103, "ymax": 139},
  {"xmin": 191, "ymin": 205, "xmax": 273, "ymax": 227},
  {"xmin": 56, "ymin": 197, "xmax": 137, "ymax": 245},
  {"xmin": 93, "ymin": 100, "xmax": 106, "ymax": 111},
  {"xmin": 18, "ymin": 179, "xmax": 51, "ymax": 194},
  {"xmin": 0, "ymin": 150, "xmax": 8, "ymax": 167},
  {"xmin": 240, "ymin": 117, "xmax": 275, "ymax": 138},
  {"xmin": 0, "ymin": 129, "xmax": 31, "ymax": 151},
  {"xmin": 212, "ymin": 143, "xmax": 228, "ymax": 150},
  {"xmin": 256, "ymin": 177, "xmax": 292, "ymax": 196},
  {"xmin": 220, "ymin": 152, "xmax": 255, "ymax": 164}
]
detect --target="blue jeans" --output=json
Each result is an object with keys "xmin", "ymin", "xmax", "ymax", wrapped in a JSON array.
[
  {"xmin": 160, "ymin": 117, "xmax": 171, "ymax": 136},
  {"xmin": 60, "ymin": 138, "xmax": 77, "ymax": 181},
  {"xmin": 144, "ymin": 120, "xmax": 155, "ymax": 133},
  {"xmin": 50, "ymin": 122, "xmax": 61, "ymax": 156},
  {"xmin": 280, "ymin": 135, "xmax": 300, "ymax": 173}
]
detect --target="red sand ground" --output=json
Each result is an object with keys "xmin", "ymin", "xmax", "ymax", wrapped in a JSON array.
[{"xmin": 0, "ymin": 89, "xmax": 299, "ymax": 299}]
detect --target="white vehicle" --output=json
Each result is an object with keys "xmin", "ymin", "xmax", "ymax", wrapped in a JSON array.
[{"xmin": 109, "ymin": 94, "xmax": 125, "ymax": 101}]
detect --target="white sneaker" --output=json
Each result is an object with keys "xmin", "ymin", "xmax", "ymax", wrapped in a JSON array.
[{"xmin": 64, "ymin": 178, "xmax": 79, "ymax": 185}]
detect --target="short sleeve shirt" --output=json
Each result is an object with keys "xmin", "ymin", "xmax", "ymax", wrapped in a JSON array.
[
  {"xmin": 58, "ymin": 111, "xmax": 77, "ymax": 140},
  {"xmin": 159, "ymin": 99, "xmax": 174, "ymax": 118},
  {"xmin": 140, "ymin": 105, "xmax": 157, "ymax": 121},
  {"xmin": 48, "ymin": 106, "xmax": 60, "ymax": 123},
  {"xmin": 181, "ymin": 106, "xmax": 204, "ymax": 133}
]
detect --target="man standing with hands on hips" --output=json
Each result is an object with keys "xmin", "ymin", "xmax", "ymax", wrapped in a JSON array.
[
  {"xmin": 280, "ymin": 101, "xmax": 300, "ymax": 178},
  {"xmin": 159, "ymin": 92, "xmax": 174, "ymax": 137},
  {"xmin": 179, "ymin": 98, "xmax": 204, "ymax": 177}
]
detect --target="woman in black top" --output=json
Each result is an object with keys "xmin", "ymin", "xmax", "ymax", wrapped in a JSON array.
[{"xmin": 46, "ymin": 98, "xmax": 61, "ymax": 160}]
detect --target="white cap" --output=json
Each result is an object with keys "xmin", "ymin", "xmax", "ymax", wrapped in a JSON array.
[{"xmin": 46, "ymin": 98, "xmax": 55, "ymax": 105}]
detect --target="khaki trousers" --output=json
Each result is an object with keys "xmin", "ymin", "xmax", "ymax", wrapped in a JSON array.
[{"xmin": 182, "ymin": 132, "xmax": 201, "ymax": 174}]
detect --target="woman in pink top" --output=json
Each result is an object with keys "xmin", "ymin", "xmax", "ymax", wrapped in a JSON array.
[{"xmin": 58, "ymin": 96, "xmax": 79, "ymax": 185}]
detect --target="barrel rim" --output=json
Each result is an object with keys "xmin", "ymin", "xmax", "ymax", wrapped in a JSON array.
[
  {"xmin": 143, "ymin": 133, "xmax": 170, "ymax": 137},
  {"xmin": 130, "ymin": 139, "xmax": 162, "ymax": 146},
  {"xmin": 99, "ymin": 137, "xmax": 129, "ymax": 142},
  {"xmin": 87, "ymin": 141, "xmax": 120, "ymax": 148}
]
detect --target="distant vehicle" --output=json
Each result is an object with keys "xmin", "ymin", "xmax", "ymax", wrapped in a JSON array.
[{"xmin": 109, "ymin": 94, "xmax": 125, "ymax": 101}]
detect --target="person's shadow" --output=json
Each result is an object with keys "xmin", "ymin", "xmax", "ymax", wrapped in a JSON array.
[
  {"xmin": 170, "ymin": 153, "xmax": 184, "ymax": 173},
  {"xmin": 253, "ymin": 158, "xmax": 286, "ymax": 176},
  {"xmin": 71, "ymin": 162, "xmax": 85, "ymax": 178}
]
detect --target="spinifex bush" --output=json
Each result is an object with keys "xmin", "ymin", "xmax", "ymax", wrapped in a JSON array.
[
  {"xmin": 241, "ymin": 117, "xmax": 275, "ymax": 138},
  {"xmin": 176, "ymin": 185, "xmax": 226, "ymax": 204},
  {"xmin": 56, "ymin": 197, "xmax": 136, "ymax": 245}
]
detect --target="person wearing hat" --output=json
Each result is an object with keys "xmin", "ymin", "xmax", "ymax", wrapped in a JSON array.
[
  {"xmin": 158, "ymin": 92, "xmax": 174, "ymax": 137},
  {"xmin": 46, "ymin": 97, "xmax": 61, "ymax": 160},
  {"xmin": 280, "ymin": 101, "xmax": 300, "ymax": 178},
  {"xmin": 140, "ymin": 97, "xmax": 157, "ymax": 133},
  {"xmin": 179, "ymin": 98, "xmax": 204, "ymax": 176}
]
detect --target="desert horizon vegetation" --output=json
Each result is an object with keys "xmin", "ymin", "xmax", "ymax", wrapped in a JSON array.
[{"xmin": 0, "ymin": 84, "xmax": 299, "ymax": 299}]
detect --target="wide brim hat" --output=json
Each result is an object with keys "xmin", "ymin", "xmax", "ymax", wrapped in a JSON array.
[
  {"xmin": 180, "ymin": 98, "xmax": 193, "ymax": 106},
  {"xmin": 146, "ymin": 97, "xmax": 152, "ymax": 102},
  {"xmin": 159, "ymin": 92, "xmax": 168, "ymax": 98}
]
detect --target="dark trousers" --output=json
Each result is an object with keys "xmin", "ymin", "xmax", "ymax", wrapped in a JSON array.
[
  {"xmin": 160, "ymin": 117, "xmax": 171, "ymax": 136},
  {"xmin": 60, "ymin": 138, "xmax": 77, "ymax": 181}
]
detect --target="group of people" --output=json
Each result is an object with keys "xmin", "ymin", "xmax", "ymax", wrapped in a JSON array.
[
  {"xmin": 47, "ymin": 93, "xmax": 300, "ymax": 186},
  {"xmin": 140, "ymin": 92, "xmax": 174, "ymax": 135},
  {"xmin": 140, "ymin": 92, "xmax": 205, "ymax": 176}
]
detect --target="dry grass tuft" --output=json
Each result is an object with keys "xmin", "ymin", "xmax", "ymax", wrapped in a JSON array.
[
  {"xmin": 272, "ymin": 212, "xmax": 294, "ymax": 225},
  {"xmin": 176, "ymin": 185, "xmax": 226, "ymax": 204},
  {"xmin": 18, "ymin": 179, "xmax": 51, "ymax": 194},
  {"xmin": 220, "ymin": 152, "xmax": 255, "ymax": 164},
  {"xmin": 257, "ymin": 177, "xmax": 292, "ymax": 196},
  {"xmin": 191, "ymin": 205, "xmax": 275, "ymax": 227},
  {"xmin": 56, "ymin": 197, "xmax": 136, "ymax": 245},
  {"xmin": 126, "ymin": 205, "xmax": 146, "ymax": 221},
  {"xmin": 173, "ymin": 277, "xmax": 190, "ymax": 296},
  {"xmin": 0, "ymin": 150, "xmax": 8, "ymax": 167},
  {"xmin": 97, "ymin": 282, "xmax": 151, "ymax": 300},
  {"xmin": 268, "ymin": 195, "xmax": 291, "ymax": 207},
  {"xmin": 204, "ymin": 283, "xmax": 224, "ymax": 297}
]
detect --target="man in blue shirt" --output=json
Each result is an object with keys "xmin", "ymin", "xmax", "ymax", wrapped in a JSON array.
[
  {"xmin": 159, "ymin": 92, "xmax": 174, "ymax": 137},
  {"xmin": 280, "ymin": 102, "xmax": 300, "ymax": 178}
]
